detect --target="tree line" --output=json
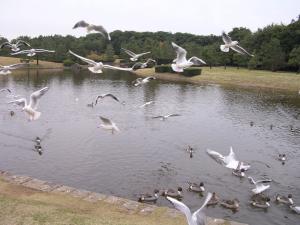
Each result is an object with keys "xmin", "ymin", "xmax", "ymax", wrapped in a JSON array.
[{"xmin": 1, "ymin": 15, "xmax": 300, "ymax": 72}]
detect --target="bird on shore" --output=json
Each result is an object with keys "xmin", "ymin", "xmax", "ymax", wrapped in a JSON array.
[
  {"xmin": 139, "ymin": 101, "xmax": 154, "ymax": 108},
  {"xmin": 95, "ymin": 93, "xmax": 124, "ymax": 105},
  {"xmin": 220, "ymin": 32, "xmax": 254, "ymax": 57},
  {"xmin": 167, "ymin": 192, "xmax": 212, "ymax": 225},
  {"xmin": 0, "ymin": 63, "xmax": 28, "ymax": 75},
  {"xmin": 152, "ymin": 114, "xmax": 181, "ymax": 120},
  {"xmin": 248, "ymin": 176, "xmax": 272, "ymax": 194},
  {"xmin": 171, "ymin": 42, "xmax": 206, "ymax": 72},
  {"xmin": 121, "ymin": 48, "xmax": 151, "ymax": 61},
  {"xmin": 69, "ymin": 50, "xmax": 137, "ymax": 73},
  {"xmin": 73, "ymin": 20, "xmax": 111, "ymax": 40},
  {"xmin": 0, "ymin": 40, "xmax": 31, "ymax": 52},
  {"xmin": 8, "ymin": 87, "xmax": 49, "ymax": 121},
  {"xmin": 11, "ymin": 48, "xmax": 55, "ymax": 57},
  {"xmin": 132, "ymin": 77, "xmax": 156, "ymax": 86},
  {"xmin": 206, "ymin": 147, "xmax": 250, "ymax": 170},
  {"xmin": 98, "ymin": 116, "xmax": 120, "ymax": 134}
]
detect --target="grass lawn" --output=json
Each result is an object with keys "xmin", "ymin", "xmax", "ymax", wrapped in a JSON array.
[
  {"xmin": 0, "ymin": 56, "xmax": 63, "ymax": 69},
  {"xmin": 134, "ymin": 67, "xmax": 300, "ymax": 92}
]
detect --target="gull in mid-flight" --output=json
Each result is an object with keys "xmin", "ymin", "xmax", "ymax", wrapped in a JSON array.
[
  {"xmin": 0, "ymin": 40, "xmax": 31, "ymax": 52},
  {"xmin": 171, "ymin": 42, "xmax": 206, "ymax": 72},
  {"xmin": 0, "ymin": 88, "xmax": 11, "ymax": 93},
  {"xmin": 132, "ymin": 76, "xmax": 156, "ymax": 86},
  {"xmin": 131, "ymin": 58, "xmax": 156, "ymax": 69},
  {"xmin": 95, "ymin": 93, "xmax": 125, "ymax": 105},
  {"xmin": 11, "ymin": 49, "xmax": 55, "ymax": 57},
  {"xmin": 220, "ymin": 32, "xmax": 254, "ymax": 57},
  {"xmin": 98, "ymin": 116, "xmax": 120, "ymax": 134},
  {"xmin": 73, "ymin": 20, "xmax": 111, "ymax": 40},
  {"xmin": 8, "ymin": 87, "xmax": 49, "ymax": 121},
  {"xmin": 69, "ymin": 50, "xmax": 138, "ymax": 73},
  {"xmin": 152, "ymin": 114, "xmax": 181, "ymax": 120},
  {"xmin": 139, "ymin": 101, "xmax": 155, "ymax": 108},
  {"xmin": 167, "ymin": 192, "xmax": 212, "ymax": 225},
  {"xmin": 206, "ymin": 147, "xmax": 250, "ymax": 171},
  {"xmin": 0, "ymin": 63, "xmax": 28, "ymax": 75},
  {"xmin": 121, "ymin": 48, "xmax": 151, "ymax": 61},
  {"xmin": 248, "ymin": 176, "xmax": 272, "ymax": 194}
]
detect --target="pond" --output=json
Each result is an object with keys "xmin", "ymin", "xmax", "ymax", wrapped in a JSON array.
[{"xmin": 0, "ymin": 69, "xmax": 299, "ymax": 225}]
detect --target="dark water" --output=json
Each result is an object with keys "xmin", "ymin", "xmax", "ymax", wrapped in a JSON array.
[{"xmin": 0, "ymin": 69, "xmax": 299, "ymax": 225}]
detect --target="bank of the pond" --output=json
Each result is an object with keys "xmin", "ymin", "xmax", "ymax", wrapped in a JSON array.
[
  {"xmin": 0, "ymin": 171, "xmax": 246, "ymax": 225},
  {"xmin": 134, "ymin": 67, "xmax": 300, "ymax": 92},
  {"xmin": 0, "ymin": 56, "xmax": 64, "ymax": 69}
]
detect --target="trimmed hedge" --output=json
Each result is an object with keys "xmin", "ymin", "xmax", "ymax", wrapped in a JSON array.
[
  {"xmin": 155, "ymin": 65, "xmax": 173, "ymax": 73},
  {"xmin": 180, "ymin": 68, "xmax": 202, "ymax": 76},
  {"xmin": 63, "ymin": 59, "xmax": 75, "ymax": 67}
]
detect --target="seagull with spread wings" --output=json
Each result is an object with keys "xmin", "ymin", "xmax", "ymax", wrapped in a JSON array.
[
  {"xmin": 0, "ymin": 40, "xmax": 31, "ymax": 52},
  {"xmin": 167, "ymin": 192, "xmax": 212, "ymax": 225},
  {"xmin": 8, "ymin": 87, "xmax": 49, "ymax": 121},
  {"xmin": 95, "ymin": 93, "xmax": 124, "ymax": 105},
  {"xmin": 248, "ymin": 176, "xmax": 272, "ymax": 194},
  {"xmin": 11, "ymin": 48, "xmax": 55, "ymax": 57},
  {"xmin": 98, "ymin": 116, "xmax": 120, "ymax": 134},
  {"xmin": 132, "ymin": 76, "xmax": 156, "ymax": 86},
  {"xmin": 0, "ymin": 63, "xmax": 28, "ymax": 75},
  {"xmin": 152, "ymin": 114, "xmax": 181, "ymax": 120},
  {"xmin": 122, "ymin": 48, "xmax": 151, "ymax": 61},
  {"xmin": 171, "ymin": 42, "xmax": 206, "ymax": 72},
  {"xmin": 220, "ymin": 32, "xmax": 254, "ymax": 57},
  {"xmin": 69, "ymin": 50, "xmax": 138, "ymax": 73},
  {"xmin": 0, "ymin": 88, "xmax": 11, "ymax": 93},
  {"xmin": 73, "ymin": 20, "xmax": 111, "ymax": 40}
]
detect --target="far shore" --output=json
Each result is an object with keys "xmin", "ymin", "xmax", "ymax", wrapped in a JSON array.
[{"xmin": 134, "ymin": 67, "xmax": 300, "ymax": 92}]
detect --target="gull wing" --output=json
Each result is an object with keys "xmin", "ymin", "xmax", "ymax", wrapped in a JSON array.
[
  {"xmin": 231, "ymin": 45, "xmax": 254, "ymax": 57},
  {"xmin": 171, "ymin": 42, "xmax": 187, "ymax": 63},
  {"xmin": 122, "ymin": 48, "xmax": 136, "ymax": 57},
  {"xmin": 152, "ymin": 115, "xmax": 164, "ymax": 119},
  {"xmin": 103, "ymin": 64, "xmax": 132, "ymax": 71},
  {"xmin": 16, "ymin": 40, "xmax": 31, "ymax": 47},
  {"xmin": 8, "ymin": 63, "xmax": 28, "ymax": 70},
  {"xmin": 0, "ymin": 42, "xmax": 11, "ymax": 49},
  {"xmin": 136, "ymin": 51, "xmax": 151, "ymax": 58},
  {"xmin": 8, "ymin": 98, "xmax": 27, "ymax": 108},
  {"xmin": 89, "ymin": 25, "xmax": 110, "ymax": 40},
  {"xmin": 188, "ymin": 56, "xmax": 206, "ymax": 65},
  {"xmin": 104, "ymin": 94, "xmax": 120, "ymax": 102},
  {"xmin": 69, "ymin": 50, "xmax": 97, "ymax": 66},
  {"xmin": 206, "ymin": 149, "xmax": 225, "ymax": 165},
  {"xmin": 10, "ymin": 50, "xmax": 29, "ymax": 55},
  {"xmin": 144, "ymin": 76, "xmax": 156, "ymax": 82},
  {"xmin": 193, "ymin": 192, "xmax": 212, "ymax": 225},
  {"xmin": 73, "ymin": 20, "xmax": 89, "ymax": 29},
  {"xmin": 166, "ymin": 114, "xmax": 181, "ymax": 118},
  {"xmin": 166, "ymin": 197, "xmax": 193, "ymax": 224},
  {"xmin": 0, "ymin": 88, "xmax": 11, "ymax": 93},
  {"xmin": 99, "ymin": 116, "xmax": 113, "ymax": 125},
  {"xmin": 222, "ymin": 32, "xmax": 232, "ymax": 44},
  {"xmin": 34, "ymin": 49, "xmax": 55, "ymax": 53},
  {"xmin": 131, "ymin": 62, "xmax": 144, "ymax": 70},
  {"xmin": 255, "ymin": 178, "xmax": 272, "ymax": 184},
  {"xmin": 29, "ymin": 87, "xmax": 49, "ymax": 109}
]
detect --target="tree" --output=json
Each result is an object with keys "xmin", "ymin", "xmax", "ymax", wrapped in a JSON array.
[
  {"xmin": 260, "ymin": 38, "xmax": 285, "ymax": 71},
  {"xmin": 288, "ymin": 46, "xmax": 300, "ymax": 73},
  {"xmin": 103, "ymin": 44, "xmax": 115, "ymax": 62}
]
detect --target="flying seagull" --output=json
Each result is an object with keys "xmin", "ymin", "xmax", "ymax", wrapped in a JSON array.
[
  {"xmin": 98, "ymin": 116, "xmax": 120, "ymax": 134},
  {"xmin": 206, "ymin": 147, "xmax": 250, "ymax": 171},
  {"xmin": 152, "ymin": 114, "xmax": 181, "ymax": 120},
  {"xmin": 132, "ymin": 76, "xmax": 156, "ymax": 86},
  {"xmin": 73, "ymin": 20, "xmax": 111, "ymax": 40},
  {"xmin": 139, "ymin": 101, "xmax": 154, "ymax": 108},
  {"xmin": 122, "ymin": 48, "xmax": 151, "ymax": 61},
  {"xmin": 220, "ymin": 32, "xmax": 254, "ymax": 57},
  {"xmin": 69, "ymin": 50, "xmax": 138, "ymax": 73},
  {"xmin": 132, "ymin": 58, "xmax": 156, "ymax": 69},
  {"xmin": 0, "ymin": 63, "xmax": 28, "ymax": 75},
  {"xmin": 8, "ymin": 87, "xmax": 49, "ymax": 121},
  {"xmin": 11, "ymin": 49, "xmax": 55, "ymax": 57},
  {"xmin": 248, "ymin": 176, "xmax": 272, "ymax": 194},
  {"xmin": 0, "ymin": 88, "xmax": 11, "ymax": 93},
  {"xmin": 171, "ymin": 42, "xmax": 206, "ymax": 72},
  {"xmin": 95, "ymin": 93, "xmax": 124, "ymax": 105},
  {"xmin": 0, "ymin": 40, "xmax": 31, "ymax": 52},
  {"xmin": 167, "ymin": 192, "xmax": 212, "ymax": 225}
]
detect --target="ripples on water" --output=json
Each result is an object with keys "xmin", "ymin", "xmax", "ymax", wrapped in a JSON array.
[{"xmin": 0, "ymin": 69, "xmax": 299, "ymax": 225}]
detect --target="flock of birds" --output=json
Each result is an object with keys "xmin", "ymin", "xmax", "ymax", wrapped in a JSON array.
[{"xmin": 0, "ymin": 20, "xmax": 299, "ymax": 225}]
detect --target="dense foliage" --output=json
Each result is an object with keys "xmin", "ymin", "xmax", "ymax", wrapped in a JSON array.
[{"xmin": 1, "ymin": 15, "xmax": 300, "ymax": 72}]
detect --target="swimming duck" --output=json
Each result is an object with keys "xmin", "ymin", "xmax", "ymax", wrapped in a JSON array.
[
  {"xmin": 162, "ymin": 187, "xmax": 183, "ymax": 200},
  {"xmin": 186, "ymin": 145, "xmax": 194, "ymax": 158},
  {"xmin": 232, "ymin": 161, "xmax": 246, "ymax": 178},
  {"xmin": 10, "ymin": 111, "xmax": 15, "ymax": 116},
  {"xmin": 275, "ymin": 194, "xmax": 293, "ymax": 205},
  {"xmin": 34, "ymin": 145, "xmax": 43, "ymax": 155},
  {"xmin": 250, "ymin": 197, "xmax": 271, "ymax": 209},
  {"xmin": 138, "ymin": 189, "xmax": 159, "ymax": 203},
  {"xmin": 278, "ymin": 154, "xmax": 286, "ymax": 162},
  {"xmin": 87, "ymin": 102, "xmax": 94, "ymax": 107},
  {"xmin": 290, "ymin": 204, "xmax": 300, "ymax": 214},
  {"xmin": 220, "ymin": 199, "xmax": 239, "ymax": 211},
  {"xmin": 250, "ymin": 121, "xmax": 254, "ymax": 127},
  {"xmin": 187, "ymin": 182, "xmax": 205, "ymax": 193},
  {"xmin": 270, "ymin": 124, "xmax": 273, "ymax": 130},
  {"xmin": 35, "ymin": 137, "xmax": 41, "ymax": 144},
  {"xmin": 207, "ymin": 192, "xmax": 220, "ymax": 206}
]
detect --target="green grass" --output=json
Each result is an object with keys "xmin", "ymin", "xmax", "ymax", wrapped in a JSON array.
[
  {"xmin": 0, "ymin": 56, "xmax": 63, "ymax": 69},
  {"xmin": 134, "ymin": 67, "xmax": 300, "ymax": 92}
]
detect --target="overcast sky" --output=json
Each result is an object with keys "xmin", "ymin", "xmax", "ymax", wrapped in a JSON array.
[{"xmin": 1, "ymin": 0, "xmax": 299, "ymax": 39}]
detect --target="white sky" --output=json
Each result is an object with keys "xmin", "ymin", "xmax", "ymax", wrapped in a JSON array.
[{"xmin": 1, "ymin": 0, "xmax": 299, "ymax": 39}]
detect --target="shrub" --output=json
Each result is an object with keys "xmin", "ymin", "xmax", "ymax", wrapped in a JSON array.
[
  {"xmin": 155, "ymin": 65, "xmax": 174, "ymax": 73},
  {"xmin": 180, "ymin": 68, "xmax": 202, "ymax": 76},
  {"xmin": 63, "ymin": 58, "xmax": 75, "ymax": 67}
]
